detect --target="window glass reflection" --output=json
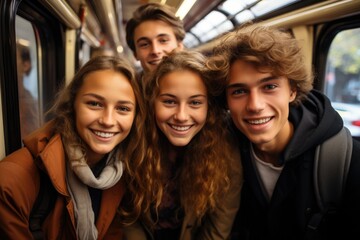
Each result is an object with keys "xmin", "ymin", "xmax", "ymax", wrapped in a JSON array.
[{"xmin": 15, "ymin": 16, "xmax": 41, "ymax": 138}]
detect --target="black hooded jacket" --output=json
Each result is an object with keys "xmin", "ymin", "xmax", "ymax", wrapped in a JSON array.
[{"xmin": 231, "ymin": 90, "xmax": 360, "ymax": 240}]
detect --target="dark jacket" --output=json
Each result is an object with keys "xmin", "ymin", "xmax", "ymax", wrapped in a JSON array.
[
  {"xmin": 0, "ymin": 121, "xmax": 126, "ymax": 239},
  {"xmin": 231, "ymin": 90, "xmax": 360, "ymax": 240},
  {"xmin": 124, "ymin": 132, "xmax": 243, "ymax": 240}
]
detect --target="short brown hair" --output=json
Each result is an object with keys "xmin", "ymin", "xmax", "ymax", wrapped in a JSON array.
[{"xmin": 125, "ymin": 3, "xmax": 185, "ymax": 54}]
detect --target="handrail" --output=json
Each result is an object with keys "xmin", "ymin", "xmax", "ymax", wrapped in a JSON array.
[
  {"xmin": 91, "ymin": 0, "xmax": 123, "ymax": 54},
  {"xmin": 39, "ymin": 0, "xmax": 81, "ymax": 29}
]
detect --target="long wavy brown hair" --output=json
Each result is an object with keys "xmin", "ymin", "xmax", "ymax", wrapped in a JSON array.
[
  {"xmin": 48, "ymin": 56, "xmax": 153, "ymax": 225},
  {"xmin": 145, "ymin": 50, "xmax": 233, "ymax": 223}
]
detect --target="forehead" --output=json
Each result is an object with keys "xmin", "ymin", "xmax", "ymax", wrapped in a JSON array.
[
  {"xmin": 229, "ymin": 60, "xmax": 270, "ymax": 82},
  {"xmin": 79, "ymin": 70, "xmax": 135, "ymax": 99},
  {"xmin": 158, "ymin": 70, "xmax": 207, "ymax": 95},
  {"xmin": 134, "ymin": 20, "xmax": 177, "ymax": 42}
]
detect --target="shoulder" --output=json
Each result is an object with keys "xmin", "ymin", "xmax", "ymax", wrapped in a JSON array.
[
  {"xmin": 0, "ymin": 147, "xmax": 38, "ymax": 177},
  {"xmin": 0, "ymin": 147, "xmax": 40, "ymax": 211},
  {"xmin": 22, "ymin": 120, "xmax": 58, "ymax": 157}
]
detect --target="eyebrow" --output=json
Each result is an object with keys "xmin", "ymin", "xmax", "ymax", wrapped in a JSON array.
[
  {"xmin": 136, "ymin": 33, "xmax": 171, "ymax": 44},
  {"xmin": 158, "ymin": 93, "xmax": 207, "ymax": 99},
  {"xmin": 227, "ymin": 76, "xmax": 280, "ymax": 89},
  {"xmin": 83, "ymin": 93, "xmax": 135, "ymax": 106}
]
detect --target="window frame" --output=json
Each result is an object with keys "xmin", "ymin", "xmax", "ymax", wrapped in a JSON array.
[{"xmin": 0, "ymin": 0, "xmax": 65, "ymax": 154}]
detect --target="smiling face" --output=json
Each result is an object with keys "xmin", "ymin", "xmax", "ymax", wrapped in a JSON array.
[
  {"xmin": 226, "ymin": 60, "xmax": 296, "ymax": 152},
  {"xmin": 154, "ymin": 70, "xmax": 208, "ymax": 146},
  {"xmin": 134, "ymin": 20, "xmax": 183, "ymax": 73},
  {"xmin": 74, "ymin": 69, "xmax": 136, "ymax": 165}
]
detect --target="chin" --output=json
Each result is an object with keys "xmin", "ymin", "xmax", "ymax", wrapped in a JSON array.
[{"xmin": 170, "ymin": 139, "xmax": 190, "ymax": 147}]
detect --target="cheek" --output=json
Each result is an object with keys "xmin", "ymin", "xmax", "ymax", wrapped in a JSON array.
[
  {"xmin": 75, "ymin": 105, "xmax": 93, "ymax": 123},
  {"xmin": 120, "ymin": 114, "xmax": 136, "ymax": 130},
  {"xmin": 227, "ymin": 99, "xmax": 239, "ymax": 114},
  {"xmin": 197, "ymin": 107, "xmax": 208, "ymax": 126},
  {"xmin": 74, "ymin": 107, "xmax": 86, "ymax": 130},
  {"xmin": 166, "ymin": 41, "xmax": 178, "ymax": 51},
  {"xmin": 155, "ymin": 112, "xmax": 167, "ymax": 129},
  {"xmin": 154, "ymin": 103, "xmax": 168, "ymax": 123},
  {"xmin": 135, "ymin": 49, "xmax": 147, "ymax": 60}
]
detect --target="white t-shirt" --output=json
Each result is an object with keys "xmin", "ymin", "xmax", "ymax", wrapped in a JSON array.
[{"xmin": 251, "ymin": 144, "xmax": 284, "ymax": 201}]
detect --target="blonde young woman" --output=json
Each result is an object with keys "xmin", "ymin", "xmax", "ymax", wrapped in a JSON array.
[{"xmin": 0, "ymin": 56, "xmax": 153, "ymax": 239}]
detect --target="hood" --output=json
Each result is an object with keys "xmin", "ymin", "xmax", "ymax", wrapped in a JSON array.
[
  {"xmin": 284, "ymin": 90, "xmax": 343, "ymax": 160},
  {"xmin": 23, "ymin": 120, "xmax": 56, "ymax": 158}
]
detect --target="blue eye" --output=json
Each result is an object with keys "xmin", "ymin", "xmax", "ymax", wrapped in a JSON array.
[{"xmin": 265, "ymin": 84, "xmax": 277, "ymax": 90}]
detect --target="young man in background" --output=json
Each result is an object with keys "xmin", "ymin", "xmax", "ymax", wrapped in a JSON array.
[{"xmin": 126, "ymin": 3, "xmax": 185, "ymax": 79}]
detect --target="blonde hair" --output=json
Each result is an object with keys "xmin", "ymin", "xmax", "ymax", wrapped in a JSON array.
[{"xmin": 49, "ymin": 56, "xmax": 151, "ymax": 225}]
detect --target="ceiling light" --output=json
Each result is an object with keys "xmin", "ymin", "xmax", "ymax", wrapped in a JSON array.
[{"xmin": 176, "ymin": 0, "xmax": 197, "ymax": 20}]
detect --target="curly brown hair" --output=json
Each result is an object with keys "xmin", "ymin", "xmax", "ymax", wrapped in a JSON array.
[
  {"xmin": 48, "ymin": 56, "xmax": 153, "ymax": 225},
  {"xmin": 207, "ymin": 23, "xmax": 314, "ymax": 106},
  {"xmin": 145, "ymin": 50, "xmax": 233, "ymax": 222}
]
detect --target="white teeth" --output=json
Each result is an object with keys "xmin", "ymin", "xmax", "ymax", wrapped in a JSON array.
[
  {"xmin": 247, "ymin": 117, "xmax": 271, "ymax": 125},
  {"xmin": 94, "ymin": 131, "xmax": 115, "ymax": 138},
  {"xmin": 149, "ymin": 60, "xmax": 160, "ymax": 65},
  {"xmin": 171, "ymin": 125, "xmax": 191, "ymax": 131}
]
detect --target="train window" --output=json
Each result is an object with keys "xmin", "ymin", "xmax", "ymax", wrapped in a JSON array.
[
  {"xmin": 250, "ymin": 0, "xmax": 298, "ymax": 17},
  {"xmin": 184, "ymin": 0, "xmax": 304, "ymax": 49},
  {"xmin": 15, "ymin": 16, "xmax": 41, "ymax": 139},
  {"xmin": 234, "ymin": 10, "xmax": 254, "ymax": 23},
  {"xmin": 324, "ymin": 27, "xmax": 360, "ymax": 138}
]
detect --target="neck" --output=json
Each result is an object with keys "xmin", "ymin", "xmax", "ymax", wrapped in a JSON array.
[{"xmin": 254, "ymin": 120, "xmax": 294, "ymax": 167}]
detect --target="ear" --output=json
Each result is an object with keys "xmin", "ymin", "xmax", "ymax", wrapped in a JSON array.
[
  {"xmin": 289, "ymin": 89, "xmax": 297, "ymax": 102},
  {"xmin": 177, "ymin": 41, "xmax": 184, "ymax": 50}
]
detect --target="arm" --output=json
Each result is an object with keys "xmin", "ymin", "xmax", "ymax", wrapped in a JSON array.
[
  {"xmin": 197, "ymin": 142, "xmax": 243, "ymax": 240},
  {"xmin": 0, "ymin": 148, "xmax": 40, "ymax": 239}
]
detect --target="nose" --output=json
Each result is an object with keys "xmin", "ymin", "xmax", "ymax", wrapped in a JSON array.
[
  {"xmin": 174, "ymin": 104, "xmax": 189, "ymax": 122},
  {"xmin": 246, "ymin": 91, "xmax": 264, "ymax": 113},
  {"xmin": 150, "ymin": 42, "xmax": 161, "ymax": 55},
  {"xmin": 99, "ymin": 109, "xmax": 115, "ymax": 126}
]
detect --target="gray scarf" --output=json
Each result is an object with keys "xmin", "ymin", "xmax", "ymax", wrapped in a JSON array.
[{"xmin": 66, "ymin": 146, "xmax": 123, "ymax": 240}]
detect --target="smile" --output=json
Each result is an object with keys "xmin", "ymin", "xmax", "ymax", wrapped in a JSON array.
[
  {"xmin": 170, "ymin": 124, "xmax": 192, "ymax": 131},
  {"xmin": 148, "ymin": 59, "xmax": 161, "ymax": 65},
  {"xmin": 247, "ymin": 117, "xmax": 271, "ymax": 125},
  {"xmin": 93, "ymin": 130, "xmax": 115, "ymax": 138}
]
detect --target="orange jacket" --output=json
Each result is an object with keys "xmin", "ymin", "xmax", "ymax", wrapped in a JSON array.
[{"xmin": 0, "ymin": 121, "xmax": 125, "ymax": 239}]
